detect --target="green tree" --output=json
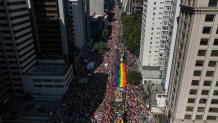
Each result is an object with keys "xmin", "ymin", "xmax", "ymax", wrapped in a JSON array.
[
  {"xmin": 101, "ymin": 28, "xmax": 109, "ymax": 41},
  {"xmin": 94, "ymin": 41, "xmax": 106, "ymax": 53},
  {"xmin": 127, "ymin": 71, "xmax": 142, "ymax": 85},
  {"xmin": 121, "ymin": 13, "xmax": 142, "ymax": 56}
]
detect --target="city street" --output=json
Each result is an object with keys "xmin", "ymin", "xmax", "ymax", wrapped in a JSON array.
[{"xmin": 54, "ymin": 1, "xmax": 158, "ymax": 123}]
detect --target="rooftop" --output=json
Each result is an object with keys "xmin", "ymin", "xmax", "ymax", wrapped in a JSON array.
[
  {"xmin": 149, "ymin": 84, "xmax": 165, "ymax": 107},
  {"xmin": 141, "ymin": 69, "xmax": 161, "ymax": 79},
  {"xmin": 27, "ymin": 64, "xmax": 70, "ymax": 76},
  {"xmin": 149, "ymin": 84, "xmax": 165, "ymax": 94}
]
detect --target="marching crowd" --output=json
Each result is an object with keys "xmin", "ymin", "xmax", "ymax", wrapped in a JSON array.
[
  {"xmin": 54, "ymin": 2, "xmax": 159, "ymax": 123},
  {"xmin": 126, "ymin": 85, "xmax": 149, "ymax": 122}
]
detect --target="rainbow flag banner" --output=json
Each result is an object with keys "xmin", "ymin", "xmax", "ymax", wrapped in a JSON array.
[{"xmin": 115, "ymin": 62, "xmax": 127, "ymax": 88}]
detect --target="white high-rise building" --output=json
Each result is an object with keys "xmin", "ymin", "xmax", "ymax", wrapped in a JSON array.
[
  {"xmin": 166, "ymin": 0, "xmax": 218, "ymax": 123},
  {"xmin": 0, "ymin": 0, "xmax": 36, "ymax": 95},
  {"xmin": 139, "ymin": 0, "xmax": 177, "ymax": 80}
]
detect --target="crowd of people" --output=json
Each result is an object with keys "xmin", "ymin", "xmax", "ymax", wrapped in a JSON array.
[
  {"xmin": 126, "ymin": 85, "xmax": 149, "ymax": 122},
  {"xmin": 54, "ymin": 1, "xmax": 160, "ymax": 123}
]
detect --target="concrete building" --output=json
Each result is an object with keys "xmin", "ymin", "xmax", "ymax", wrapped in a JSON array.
[
  {"xmin": 68, "ymin": 0, "xmax": 86, "ymax": 51},
  {"xmin": 30, "ymin": 0, "xmax": 68, "ymax": 58},
  {"xmin": 166, "ymin": 0, "xmax": 218, "ymax": 123},
  {"xmin": 23, "ymin": 64, "xmax": 73, "ymax": 100},
  {"xmin": 139, "ymin": 0, "xmax": 178, "ymax": 85},
  {"xmin": 89, "ymin": 0, "xmax": 104, "ymax": 16},
  {"xmin": 0, "ymin": 0, "xmax": 37, "ymax": 95},
  {"xmin": 66, "ymin": 0, "xmax": 91, "ymax": 72},
  {"xmin": 122, "ymin": 0, "xmax": 143, "ymax": 14},
  {"xmin": 0, "ymin": 0, "xmax": 74, "ymax": 99},
  {"xmin": 164, "ymin": 0, "xmax": 180, "ymax": 93},
  {"xmin": 141, "ymin": 66, "xmax": 162, "ymax": 85},
  {"xmin": 0, "ymin": 69, "xmax": 10, "ymax": 110},
  {"xmin": 90, "ymin": 14, "xmax": 108, "ymax": 39}
]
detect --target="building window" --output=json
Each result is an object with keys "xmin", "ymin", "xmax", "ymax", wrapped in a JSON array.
[
  {"xmin": 208, "ymin": 0, "xmax": 217, "ymax": 7},
  {"xmin": 197, "ymin": 107, "xmax": 205, "ymax": 112},
  {"xmin": 213, "ymin": 90, "xmax": 218, "ymax": 95},
  {"xmin": 44, "ymin": 85, "xmax": 53, "ymax": 88},
  {"xmin": 43, "ymin": 79, "xmax": 52, "ymax": 82},
  {"xmin": 14, "ymin": 84, "xmax": 22, "ymax": 86},
  {"xmin": 54, "ymin": 79, "xmax": 63, "ymax": 82},
  {"xmin": 201, "ymin": 90, "xmax": 209, "ymax": 95},
  {"xmin": 216, "ymin": 81, "xmax": 218, "ymax": 86},
  {"xmin": 200, "ymin": 38, "xmax": 209, "ymax": 45},
  {"xmin": 196, "ymin": 115, "xmax": 203, "ymax": 120},
  {"xmin": 208, "ymin": 61, "xmax": 217, "ymax": 67},
  {"xmin": 213, "ymin": 39, "xmax": 218, "ymax": 45},
  {"xmin": 33, "ymin": 79, "xmax": 42, "ymax": 82},
  {"xmin": 16, "ymin": 89, "xmax": 23, "ymax": 93},
  {"xmin": 193, "ymin": 70, "xmax": 202, "ymax": 76},
  {"xmin": 188, "ymin": 98, "xmax": 195, "ymax": 103},
  {"xmin": 195, "ymin": 60, "xmax": 204, "ymax": 66},
  {"xmin": 211, "ymin": 99, "xmax": 218, "ymax": 104},
  {"xmin": 206, "ymin": 71, "xmax": 214, "ymax": 77},
  {"xmin": 190, "ymin": 89, "xmax": 197, "ymax": 95},
  {"xmin": 197, "ymin": 50, "xmax": 206, "ymax": 56},
  {"xmin": 191, "ymin": 80, "xmax": 199, "ymax": 86},
  {"xmin": 184, "ymin": 115, "xmax": 192, "ymax": 119},
  {"xmin": 55, "ymin": 85, "xmax": 64, "ymax": 88},
  {"xmin": 203, "ymin": 80, "xmax": 211, "ymax": 86},
  {"xmin": 186, "ymin": 106, "xmax": 193, "ymax": 111},
  {"xmin": 211, "ymin": 50, "xmax": 218, "ymax": 56},
  {"xmin": 207, "ymin": 116, "xmax": 217, "ymax": 120},
  {"xmin": 209, "ymin": 108, "xmax": 218, "ymax": 113},
  {"xmin": 205, "ymin": 15, "xmax": 215, "ymax": 22},
  {"xmin": 202, "ymin": 27, "xmax": 212, "ymax": 34},
  {"xmin": 216, "ymin": 27, "xmax": 218, "ymax": 34},
  {"xmin": 199, "ymin": 99, "xmax": 207, "ymax": 104},
  {"xmin": 34, "ymin": 85, "xmax": 43, "ymax": 88}
]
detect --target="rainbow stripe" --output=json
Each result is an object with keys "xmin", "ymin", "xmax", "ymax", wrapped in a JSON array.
[{"xmin": 115, "ymin": 62, "xmax": 127, "ymax": 88}]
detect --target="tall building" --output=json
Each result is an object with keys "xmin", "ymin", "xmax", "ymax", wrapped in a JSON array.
[
  {"xmin": 123, "ymin": 0, "xmax": 143, "ymax": 14},
  {"xmin": 139, "ymin": 0, "xmax": 177, "ymax": 82},
  {"xmin": 68, "ymin": 0, "xmax": 87, "ymax": 52},
  {"xmin": 166, "ymin": 0, "xmax": 218, "ymax": 123},
  {"xmin": 0, "ymin": 0, "xmax": 36, "ymax": 95},
  {"xmin": 0, "ymin": 68, "xmax": 10, "ymax": 110},
  {"xmin": 30, "ymin": 0, "xmax": 68, "ymax": 58}
]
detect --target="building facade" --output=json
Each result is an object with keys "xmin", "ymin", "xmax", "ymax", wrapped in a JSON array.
[
  {"xmin": 0, "ymin": 68, "xmax": 10, "ymax": 110},
  {"xmin": 123, "ymin": 0, "xmax": 143, "ymax": 14},
  {"xmin": 0, "ymin": 0, "xmax": 36, "ymax": 95},
  {"xmin": 0, "ymin": 0, "xmax": 74, "ymax": 99},
  {"xmin": 30, "ymin": 0, "xmax": 68, "ymax": 58},
  {"xmin": 23, "ymin": 64, "xmax": 73, "ymax": 100},
  {"xmin": 139, "ymin": 0, "xmax": 177, "ymax": 81},
  {"xmin": 166, "ymin": 0, "xmax": 218, "ymax": 123},
  {"xmin": 68, "ymin": 0, "xmax": 86, "ymax": 51}
]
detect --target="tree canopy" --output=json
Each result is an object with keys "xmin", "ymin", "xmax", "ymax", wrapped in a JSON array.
[
  {"xmin": 127, "ymin": 70, "xmax": 142, "ymax": 85},
  {"xmin": 94, "ymin": 41, "xmax": 106, "ymax": 54},
  {"xmin": 121, "ymin": 13, "xmax": 142, "ymax": 56}
]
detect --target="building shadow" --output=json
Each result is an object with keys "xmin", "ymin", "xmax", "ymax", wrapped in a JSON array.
[{"xmin": 56, "ymin": 73, "xmax": 108, "ymax": 123}]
